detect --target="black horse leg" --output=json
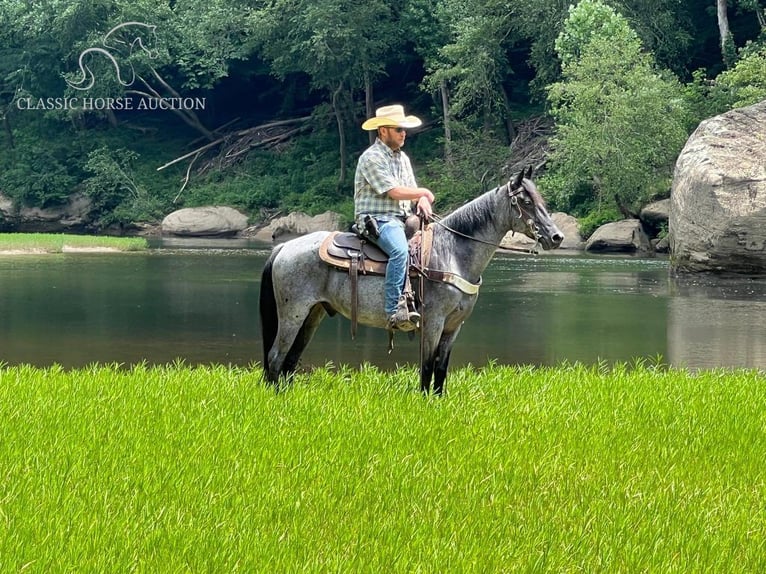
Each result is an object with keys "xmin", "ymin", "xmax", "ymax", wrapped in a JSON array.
[
  {"xmin": 432, "ymin": 348, "xmax": 453, "ymax": 396},
  {"xmin": 280, "ymin": 304, "xmax": 327, "ymax": 377},
  {"xmin": 420, "ymin": 357, "xmax": 435, "ymax": 394},
  {"xmin": 432, "ymin": 330, "xmax": 461, "ymax": 395}
]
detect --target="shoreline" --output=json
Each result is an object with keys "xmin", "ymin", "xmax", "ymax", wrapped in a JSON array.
[{"xmin": 0, "ymin": 246, "xmax": 127, "ymax": 255}]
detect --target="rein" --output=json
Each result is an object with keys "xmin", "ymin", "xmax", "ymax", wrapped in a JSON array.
[{"xmin": 429, "ymin": 183, "xmax": 542, "ymax": 254}]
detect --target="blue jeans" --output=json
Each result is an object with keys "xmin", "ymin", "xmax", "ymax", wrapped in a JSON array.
[{"xmin": 374, "ymin": 218, "xmax": 408, "ymax": 316}]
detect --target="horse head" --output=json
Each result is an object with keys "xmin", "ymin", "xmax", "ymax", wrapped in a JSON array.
[{"xmin": 506, "ymin": 166, "xmax": 564, "ymax": 250}]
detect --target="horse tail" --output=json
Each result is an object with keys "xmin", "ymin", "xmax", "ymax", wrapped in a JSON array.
[{"xmin": 259, "ymin": 243, "xmax": 283, "ymax": 379}]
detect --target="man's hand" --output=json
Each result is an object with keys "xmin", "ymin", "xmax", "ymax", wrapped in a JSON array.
[
  {"xmin": 416, "ymin": 195, "xmax": 433, "ymax": 219},
  {"xmin": 418, "ymin": 187, "xmax": 435, "ymax": 204}
]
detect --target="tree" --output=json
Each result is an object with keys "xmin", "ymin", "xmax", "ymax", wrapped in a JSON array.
[
  {"xmin": 422, "ymin": 0, "xmax": 522, "ymax": 143},
  {"xmin": 252, "ymin": 0, "xmax": 401, "ymax": 186},
  {"xmin": 714, "ymin": 42, "xmax": 766, "ymax": 107},
  {"xmin": 544, "ymin": 0, "xmax": 689, "ymax": 219}
]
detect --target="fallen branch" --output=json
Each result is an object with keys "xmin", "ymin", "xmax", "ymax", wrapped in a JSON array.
[{"xmin": 156, "ymin": 137, "xmax": 224, "ymax": 171}]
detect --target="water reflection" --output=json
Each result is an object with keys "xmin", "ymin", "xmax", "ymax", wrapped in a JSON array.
[
  {"xmin": 0, "ymin": 246, "xmax": 764, "ymax": 370},
  {"xmin": 668, "ymin": 275, "xmax": 766, "ymax": 369}
]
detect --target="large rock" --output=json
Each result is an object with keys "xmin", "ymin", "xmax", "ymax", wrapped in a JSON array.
[
  {"xmin": 585, "ymin": 219, "xmax": 652, "ymax": 254},
  {"xmin": 669, "ymin": 100, "xmax": 766, "ymax": 274},
  {"xmin": 162, "ymin": 206, "xmax": 249, "ymax": 237},
  {"xmin": 265, "ymin": 211, "xmax": 343, "ymax": 241},
  {"xmin": 640, "ymin": 198, "xmax": 670, "ymax": 228},
  {"xmin": 0, "ymin": 192, "xmax": 94, "ymax": 232},
  {"xmin": 501, "ymin": 212, "xmax": 581, "ymax": 250}
]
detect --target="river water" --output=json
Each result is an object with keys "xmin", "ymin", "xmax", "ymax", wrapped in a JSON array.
[{"xmin": 1, "ymin": 238, "xmax": 765, "ymax": 371}]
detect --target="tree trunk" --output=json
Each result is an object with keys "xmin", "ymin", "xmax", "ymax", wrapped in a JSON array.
[
  {"xmin": 500, "ymin": 85, "xmax": 516, "ymax": 144},
  {"xmin": 717, "ymin": 0, "xmax": 734, "ymax": 66},
  {"xmin": 332, "ymin": 83, "xmax": 347, "ymax": 186},
  {"xmin": 440, "ymin": 80, "xmax": 452, "ymax": 164},
  {"xmin": 131, "ymin": 68, "xmax": 216, "ymax": 142},
  {"xmin": 365, "ymin": 72, "xmax": 375, "ymax": 146}
]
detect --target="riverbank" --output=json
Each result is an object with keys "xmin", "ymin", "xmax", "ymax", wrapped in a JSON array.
[
  {"xmin": 1, "ymin": 362, "xmax": 763, "ymax": 572},
  {"xmin": 0, "ymin": 233, "xmax": 148, "ymax": 254}
]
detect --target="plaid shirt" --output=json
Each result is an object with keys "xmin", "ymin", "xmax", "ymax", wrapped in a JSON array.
[{"xmin": 354, "ymin": 138, "xmax": 417, "ymax": 226}]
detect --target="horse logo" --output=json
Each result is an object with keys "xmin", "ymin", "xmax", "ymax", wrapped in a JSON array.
[{"xmin": 66, "ymin": 21, "xmax": 159, "ymax": 91}]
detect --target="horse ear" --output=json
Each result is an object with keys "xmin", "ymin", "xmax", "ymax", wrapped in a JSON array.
[
  {"xmin": 512, "ymin": 169, "xmax": 524, "ymax": 188},
  {"xmin": 524, "ymin": 165, "xmax": 534, "ymax": 180}
]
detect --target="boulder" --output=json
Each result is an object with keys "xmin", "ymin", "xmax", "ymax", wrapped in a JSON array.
[
  {"xmin": 501, "ymin": 212, "xmax": 582, "ymax": 250},
  {"xmin": 0, "ymin": 192, "xmax": 94, "ymax": 232},
  {"xmin": 265, "ymin": 211, "xmax": 343, "ymax": 241},
  {"xmin": 653, "ymin": 235, "xmax": 670, "ymax": 253},
  {"xmin": 669, "ymin": 100, "xmax": 766, "ymax": 274},
  {"xmin": 0, "ymin": 194, "xmax": 13, "ymax": 216},
  {"xmin": 585, "ymin": 219, "xmax": 652, "ymax": 254},
  {"xmin": 640, "ymin": 198, "xmax": 670, "ymax": 230},
  {"xmin": 162, "ymin": 206, "xmax": 249, "ymax": 237}
]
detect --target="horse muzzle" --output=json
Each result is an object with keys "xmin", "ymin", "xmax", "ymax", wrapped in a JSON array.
[{"xmin": 540, "ymin": 227, "xmax": 565, "ymax": 250}]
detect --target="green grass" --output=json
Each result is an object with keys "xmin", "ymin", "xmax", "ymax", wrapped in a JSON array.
[
  {"xmin": 0, "ymin": 233, "xmax": 147, "ymax": 253},
  {"xmin": 0, "ymin": 362, "xmax": 764, "ymax": 572}
]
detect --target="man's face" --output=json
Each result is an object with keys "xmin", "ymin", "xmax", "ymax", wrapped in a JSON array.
[{"xmin": 379, "ymin": 126, "xmax": 406, "ymax": 150}]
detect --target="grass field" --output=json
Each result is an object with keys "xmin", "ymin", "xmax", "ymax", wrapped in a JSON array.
[
  {"xmin": 0, "ymin": 362, "xmax": 764, "ymax": 572},
  {"xmin": 0, "ymin": 233, "xmax": 147, "ymax": 253}
]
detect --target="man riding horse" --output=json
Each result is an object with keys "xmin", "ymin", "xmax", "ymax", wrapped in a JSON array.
[{"xmin": 354, "ymin": 104, "xmax": 434, "ymax": 332}]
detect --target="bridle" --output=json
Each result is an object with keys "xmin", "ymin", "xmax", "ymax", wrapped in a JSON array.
[{"xmin": 429, "ymin": 180, "xmax": 542, "ymax": 254}]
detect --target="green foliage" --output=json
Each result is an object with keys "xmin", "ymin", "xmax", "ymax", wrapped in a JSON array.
[
  {"xmin": 680, "ymin": 39, "xmax": 766, "ymax": 127},
  {"xmin": 84, "ymin": 146, "xmax": 164, "ymax": 225},
  {"xmin": 680, "ymin": 69, "xmax": 731, "ymax": 124},
  {"xmin": 418, "ymin": 122, "xmax": 511, "ymax": 211},
  {"xmin": 423, "ymin": 0, "xmax": 517, "ymax": 122},
  {"xmin": 0, "ymin": 146, "xmax": 76, "ymax": 207},
  {"xmin": 714, "ymin": 42, "xmax": 766, "ymax": 108},
  {"xmin": 544, "ymin": 0, "xmax": 689, "ymax": 219},
  {"xmin": 2, "ymin": 0, "xmax": 764, "ymax": 231},
  {"xmin": 251, "ymin": 0, "xmax": 397, "ymax": 90},
  {"xmin": 183, "ymin": 128, "xmax": 352, "ymax": 218},
  {"xmin": 554, "ymin": 0, "xmax": 641, "ymax": 68},
  {"xmin": 577, "ymin": 206, "xmax": 622, "ymax": 239},
  {"xmin": 0, "ymin": 116, "xmax": 83, "ymax": 208}
]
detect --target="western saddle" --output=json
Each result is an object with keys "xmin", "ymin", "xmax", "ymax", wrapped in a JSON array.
[{"xmin": 318, "ymin": 219, "xmax": 433, "ymax": 338}]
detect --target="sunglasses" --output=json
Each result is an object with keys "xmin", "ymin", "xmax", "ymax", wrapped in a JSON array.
[{"xmin": 385, "ymin": 126, "xmax": 406, "ymax": 133}]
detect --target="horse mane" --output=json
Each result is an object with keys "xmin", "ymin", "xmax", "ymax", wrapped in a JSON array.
[
  {"xmin": 440, "ymin": 179, "xmax": 547, "ymax": 235},
  {"xmin": 440, "ymin": 188, "xmax": 500, "ymax": 236}
]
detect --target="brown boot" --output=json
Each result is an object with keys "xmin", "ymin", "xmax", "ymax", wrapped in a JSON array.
[{"xmin": 387, "ymin": 296, "xmax": 420, "ymax": 332}]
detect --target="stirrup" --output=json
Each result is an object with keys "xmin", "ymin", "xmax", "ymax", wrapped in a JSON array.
[{"xmin": 387, "ymin": 296, "xmax": 419, "ymax": 332}]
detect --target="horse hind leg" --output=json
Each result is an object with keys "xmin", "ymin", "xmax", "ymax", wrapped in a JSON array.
[{"xmin": 279, "ymin": 304, "xmax": 328, "ymax": 378}]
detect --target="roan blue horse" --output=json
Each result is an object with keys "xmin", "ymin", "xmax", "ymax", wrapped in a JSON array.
[{"xmin": 260, "ymin": 167, "xmax": 564, "ymax": 394}]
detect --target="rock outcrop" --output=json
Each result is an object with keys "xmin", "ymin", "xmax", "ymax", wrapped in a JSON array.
[
  {"xmin": 161, "ymin": 206, "xmax": 249, "ymax": 237},
  {"xmin": 0, "ymin": 192, "xmax": 94, "ymax": 232},
  {"xmin": 585, "ymin": 219, "xmax": 652, "ymax": 254},
  {"xmin": 669, "ymin": 100, "xmax": 766, "ymax": 274},
  {"xmin": 254, "ymin": 211, "xmax": 344, "ymax": 242},
  {"xmin": 640, "ymin": 198, "xmax": 670, "ymax": 230}
]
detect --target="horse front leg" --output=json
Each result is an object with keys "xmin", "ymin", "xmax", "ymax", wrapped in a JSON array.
[
  {"xmin": 419, "ymin": 318, "xmax": 444, "ymax": 394},
  {"xmin": 420, "ymin": 357, "xmax": 436, "ymax": 394},
  {"xmin": 432, "ymin": 328, "xmax": 462, "ymax": 396}
]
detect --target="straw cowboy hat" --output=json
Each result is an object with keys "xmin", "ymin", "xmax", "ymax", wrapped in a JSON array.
[{"xmin": 361, "ymin": 104, "xmax": 422, "ymax": 130}]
